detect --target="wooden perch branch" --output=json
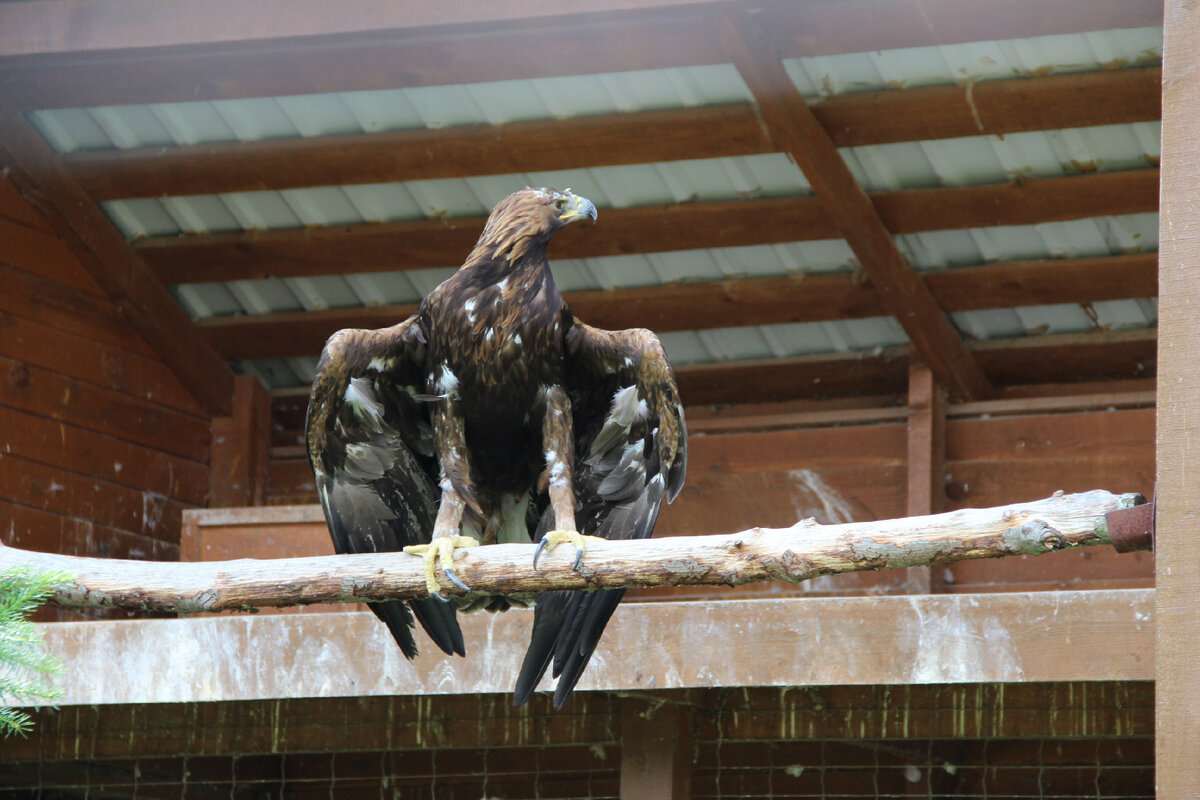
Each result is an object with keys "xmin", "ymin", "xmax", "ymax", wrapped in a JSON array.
[{"xmin": 0, "ymin": 490, "xmax": 1142, "ymax": 613}]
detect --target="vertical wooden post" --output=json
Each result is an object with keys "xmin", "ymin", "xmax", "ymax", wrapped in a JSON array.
[
  {"xmin": 905, "ymin": 359, "xmax": 946, "ymax": 594},
  {"xmin": 209, "ymin": 375, "xmax": 272, "ymax": 507},
  {"xmin": 1156, "ymin": 2, "xmax": 1200, "ymax": 795},
  {"xmin": 620, "ymin": 700, "xmax": 692, "ymax": 800}
]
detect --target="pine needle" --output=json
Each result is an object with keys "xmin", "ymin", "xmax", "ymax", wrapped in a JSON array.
[{"xmin": 0, "ymin": 567, "xmax": 68, "ymax": 737}]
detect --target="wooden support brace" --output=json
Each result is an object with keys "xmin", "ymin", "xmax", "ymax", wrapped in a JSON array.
[
  {"xmin": 717, "ymin": 9, "xmax": 992, "ymax": 402},
  {"xmin": 905, "ymin": 359, "xmax": 947, "ymax": 594},
  {"xmin": 621, "ymin": 700, "xmax": 693, "ymax": 799},
  {"xmin": 209, "ymin": 375, "xmax": 272, "ymax": 508},
  {"xmin": 1155, "ymin": 1, "xmax": 1200, "ymax": 793}
]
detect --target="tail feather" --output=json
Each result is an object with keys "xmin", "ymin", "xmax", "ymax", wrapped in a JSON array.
[{"xmin": 411, "ymin": 596, "xmax": 466, "ymax": 656}]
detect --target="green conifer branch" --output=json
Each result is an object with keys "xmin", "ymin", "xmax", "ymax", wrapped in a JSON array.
[{"xmin": 0, "ymin": 567, "xmax": 69, "ymax": 737}]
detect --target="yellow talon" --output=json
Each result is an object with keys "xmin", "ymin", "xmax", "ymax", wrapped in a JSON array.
[
  {"xmin": 534, "ymin": 529, "xmax": 606, "ymax": 570},
  {"xmin": 404, "ymin": 536, "xmax": 478, "ymax": 597}
]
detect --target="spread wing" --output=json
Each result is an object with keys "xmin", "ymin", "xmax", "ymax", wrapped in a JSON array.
[
  {"xmin": 514, "ymin": 321, "xmax": 687, "ymax": 707},
  {"xmin": 306, "ymin": 318, "xmax": 464, "ymax": 659}
]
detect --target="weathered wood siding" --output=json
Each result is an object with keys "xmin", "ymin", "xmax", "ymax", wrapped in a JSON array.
[{"xmin": 0, "ymin": 175, "xmax": 209, "ymax": 589}]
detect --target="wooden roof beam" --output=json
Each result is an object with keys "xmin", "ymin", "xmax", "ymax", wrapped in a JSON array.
[
  {"xmin": 197, "ymin": 252, "xmax": 1157, "ymax": 361},
  {"xmin": 0, "ymin": 0, "xmax": 1161, "ymax": 108},
  {"xmin": 0, "ymin": 0, "xmax": 731, "ymax": 57},
  {"xmin": 672, "ymin": 328, "xmax": 1155, "ymax": 406},
  {"xmin": 67, "ymin": 104, "xmax": 768, "ymax": 201},
  {"xmin": 62, "ymin": 67, "xmax": 1161, "ymax": 202},
  {"xmin": 0, "ymin": 93, "xmax": 234, "ymax": 416},
  {"xmin": 139, "ymin": 169, "xmax": 1159, "ymax": 285},
  {"xmin": 719, "ymin": 9, "xmax": 990, "ymax": 401},
  {"xmin": 814, "ymin": 66, "xmax": 1161, "ymax": 148}
]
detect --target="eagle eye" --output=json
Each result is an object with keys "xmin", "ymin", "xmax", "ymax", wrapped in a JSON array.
[{"xmin": 554, "ymin": 197, "xmax": 566, "ymax": 210}]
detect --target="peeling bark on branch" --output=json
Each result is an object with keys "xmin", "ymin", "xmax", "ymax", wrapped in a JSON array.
[{"xmin": 0, "ymin": 490, "xmax": 1143, "ymax": 613}]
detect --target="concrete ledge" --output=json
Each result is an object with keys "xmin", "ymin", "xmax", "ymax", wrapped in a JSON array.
[{"xmin": 40, "ymin": 589, "xmax": 1154, "ymax": 705}]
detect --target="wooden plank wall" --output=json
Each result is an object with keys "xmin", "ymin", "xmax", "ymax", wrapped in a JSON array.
[{"xmin": 0, "ymin": 174, "xmax": 210, "ymax": 614}]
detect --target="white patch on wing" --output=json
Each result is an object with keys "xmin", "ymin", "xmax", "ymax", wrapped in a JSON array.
[
  {"xmin": 496, "ymin": 277, "xmax": 509, "ymax": 292},
  {"xmin": 368, "ymin": 356, "xmax": 392, "ymax": 372},
  {"xmin": 343, "ymin": 377, "xmax": 384, "ymax": 427},
  {"xmin": 513, "ymin": 333, "xmax": 522, "ymax": 345},
  {"xmin": 610, "ymin": 385, "xmax": 650, "ymax": 421},
  {"xmin": 485, "ymin": 328, "xmax": 495, "ymax": 342},
  {"xmin": 464, "ymin": 297, "xmax": 478, "ymax": 322},
  {"xmin": 435, "ymin": 365, "xmax": 459, "ymax": 395},
  {"xmin": 611, "ymin": 384, "xmax": 637, "ymax": 409}
]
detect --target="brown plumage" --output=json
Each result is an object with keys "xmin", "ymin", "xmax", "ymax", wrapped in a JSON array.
[{"xmin": 306, "ymin": 188, "xmax": 687, "ymax": 707}]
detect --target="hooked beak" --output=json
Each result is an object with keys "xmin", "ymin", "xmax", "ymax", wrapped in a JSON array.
[{"xmin": 558, "ymin": 193, "xmax": 598, "ymax": 224}]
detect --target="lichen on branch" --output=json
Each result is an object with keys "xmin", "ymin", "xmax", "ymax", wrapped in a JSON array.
[{"xmin": 0, "ymin": 490, "xmax": 1143, "ymax": 614}]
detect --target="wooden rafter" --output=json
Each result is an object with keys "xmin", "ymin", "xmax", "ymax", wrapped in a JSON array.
[
  {"xmin": 0, "ymin": 0, "xmax": 1161, "ymax": 107},
  {"xmin": 718, "ymin": 9, "xmax": 991, "ymax": 401},
  {"xmin": 670, "ymin": 328, "xmax": 1156, "ymax": 405},
  {"xmin": 64, "ymin": 104, "xmax": 771, "ymax": 202},
  {"xmin": 0, "ymin": 10, "xmax": 725, "ymax": 109},
  {"xmin": 197, "ymin": 252, "xmax": 1157, "ymax": 361},
  {"xmin": 61, "ymin": 67, "xmax": 1161, "ymax": 202},
  {"xmin": 813, "ymin": 66, "xmax": 1162, "ymax": 148},
  {"xmin": 0, "ymin": 0, "xmax": 729, "ymax": 57},
  {"xmin": 139, "ymin": 170, "xmax": 1159, "ymax": 285},
  {"xmin": 0, "ymin": 93, "xmax": 235, "ymax": 416}
]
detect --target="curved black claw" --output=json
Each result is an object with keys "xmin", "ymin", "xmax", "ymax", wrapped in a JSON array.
[
  {"xmin": 533, "ymin": 538, "xmax": 550, "ymax": 570},
  {"xmin": 443, "ymin": 567, "xmax": 471, "ymax": 593},
  {"xmin": 572, "ymin": 547, "xmax": 584, "ymax": 571}
]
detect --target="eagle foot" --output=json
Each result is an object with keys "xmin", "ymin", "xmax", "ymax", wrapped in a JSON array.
[
  {"xmin": 403, "ymin": 536, "xmax": 479, "ymax": 599},
  {"xmin": 533, "ymin": 530, "xmax": 606, "ymax": 571}
]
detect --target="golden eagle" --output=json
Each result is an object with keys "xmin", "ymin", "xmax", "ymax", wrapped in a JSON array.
[{"xmin": 306, "ymin": 188, "xmax": 687, "ymax": 707}]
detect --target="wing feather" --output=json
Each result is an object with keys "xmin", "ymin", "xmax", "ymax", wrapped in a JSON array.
[
  {"xmin": 514, "ymin": 322, "xmax": 686, "ymax": 707},
  {"xmin": 307, "ymin": 319, "xmax": 464, "ymax": 659}
]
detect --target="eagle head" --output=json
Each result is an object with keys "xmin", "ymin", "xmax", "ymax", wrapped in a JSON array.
[{"xmin": 474, "ymin": 188, "xmax": 597, "ymax": 261}]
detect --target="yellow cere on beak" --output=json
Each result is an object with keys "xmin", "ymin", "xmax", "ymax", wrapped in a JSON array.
[{"xmin": 558, "ymin": 193, "xmax": 598, "ymax": 224}]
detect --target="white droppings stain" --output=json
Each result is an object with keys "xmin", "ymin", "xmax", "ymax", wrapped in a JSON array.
[
  {"xmin": 908, "ymin": 600, "xmax": 1024, "ymax": 683},
  {"xmin": 787, "ymin": 469, "xmax": 855, "ymax": 523},
  {"xmin": 47, "ymin": 481, "xmax": 65, "ymax": 493},
  {"xmin": 113, "ymin": 462, "xmax": 123, "ymax": 474}
]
